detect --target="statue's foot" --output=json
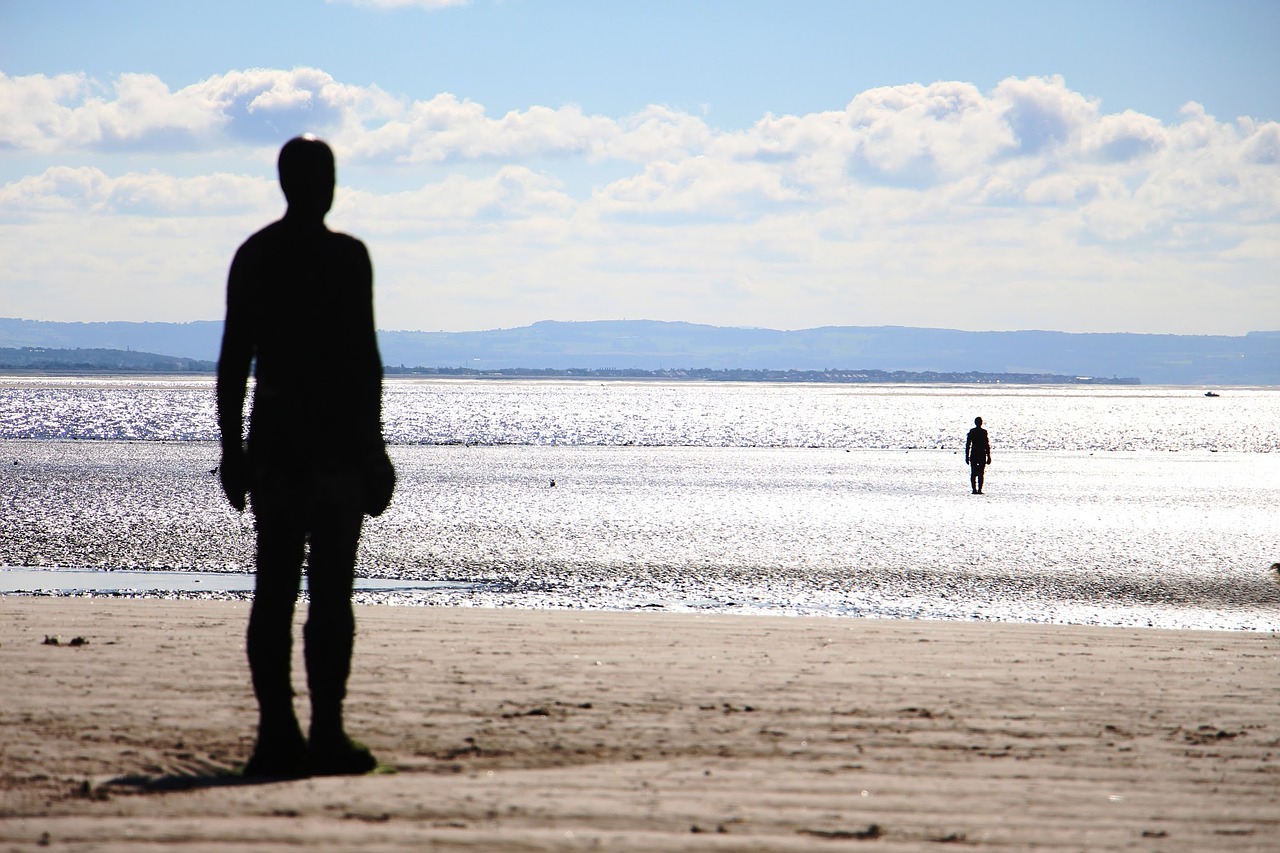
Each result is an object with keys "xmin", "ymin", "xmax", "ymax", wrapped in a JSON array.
[
  {"xmin": 243, "ymin": 724, "xmax": 309, "ymax": 778},
  {"xmin": 309, "ymin": 734, "xmax": 378, "ymax": 776}
]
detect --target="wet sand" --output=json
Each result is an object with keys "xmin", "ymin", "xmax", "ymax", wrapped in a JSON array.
[{"xmin": 1, "ymin": 597, "xmax": 1277, "ymax": 851}]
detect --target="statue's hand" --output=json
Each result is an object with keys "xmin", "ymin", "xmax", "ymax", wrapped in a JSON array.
[
  {"xmin": 364, "ymin": 449, "xmax": 396, "ymax": 517},
  {"xmin": 219, "ymin": 443, "xmax": 248, "ymax": 512}
]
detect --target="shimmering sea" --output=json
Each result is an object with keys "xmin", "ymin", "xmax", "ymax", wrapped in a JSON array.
[{"xmin": 2, "ymin": 377, "xmax": 1278, "ymax": 630}]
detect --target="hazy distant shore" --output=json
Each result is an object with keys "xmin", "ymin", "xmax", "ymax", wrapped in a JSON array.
[
  {"xmin": 1, "ymin": 351, "xmax": 1140, "ymax": 384},
  {"xmin": 0, "ymin": 348, "xmax": 215, "ymax": 374},
  {"xmin": 4, "ymin": 318, "xmax": 1277, "ymax": 384},
  {"xmin": 380, "ymin": 365, "xmax": 1142, "ymax": 384}
]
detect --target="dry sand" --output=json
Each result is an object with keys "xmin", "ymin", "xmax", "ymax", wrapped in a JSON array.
[{"xmin": 1, "ymin": 596, "xmax": 1277, "ymax": 851}]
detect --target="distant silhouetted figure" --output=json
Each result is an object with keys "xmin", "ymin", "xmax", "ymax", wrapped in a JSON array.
[
  {"xmin": 217, "ymin": 136, "xmax": 395, "ymax": 778},
  {"xmin": 965, "ymin": 416, "xmax": 991, "ymax": 494}
]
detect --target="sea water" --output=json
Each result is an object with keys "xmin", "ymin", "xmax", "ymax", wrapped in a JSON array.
[{"xmin": 1, "ymin": 377, "xmax": 1277, "ymax": 630}]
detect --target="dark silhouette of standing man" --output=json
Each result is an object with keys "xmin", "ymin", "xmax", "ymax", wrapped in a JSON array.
[
  {"xmin": 217, "ymin": 136, "xmax": 394, "ymax": 777},
  {"xmin": 965, "ymin": 416, "xmax": 991, "ymax": 495}
]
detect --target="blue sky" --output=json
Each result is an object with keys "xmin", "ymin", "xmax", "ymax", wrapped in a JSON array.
[{"xmin": 2, "ymin": 0, "xmax": 1278, "ymax": 334}]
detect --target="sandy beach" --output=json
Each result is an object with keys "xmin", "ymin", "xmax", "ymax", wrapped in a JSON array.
[{"xmin": 1, "ymin": 597, "xmax": 1277, "ymax": 851}]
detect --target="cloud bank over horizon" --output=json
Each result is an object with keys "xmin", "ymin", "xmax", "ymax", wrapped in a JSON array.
[{"xmin": 2, "ymin": 67, "xmax": 1277, "ymax": 335}]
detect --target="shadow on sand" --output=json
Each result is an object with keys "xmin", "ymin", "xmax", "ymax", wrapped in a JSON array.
[
  {"xmin": 99, "ymin": 767, "xmax": 290, "ymax": 794},
  {"xmin": 98, "ymin": 761, "xmax": 397, "ymax": 795}
]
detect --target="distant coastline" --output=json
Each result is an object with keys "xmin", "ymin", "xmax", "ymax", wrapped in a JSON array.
[
  {"xmin": 0, "ymin": 347, "xmax": 214, "ymax": 374},
  {"xmin": 4, "ymin": 318, "xmax": 1277, "ymax": 384},
  {"xmin": 1, "ymin": 348, "xmax": 1137, "ymax": 384},
  {"xmin": 381, "ymin": 365, "xmax": 1140, "ymax": 385}
]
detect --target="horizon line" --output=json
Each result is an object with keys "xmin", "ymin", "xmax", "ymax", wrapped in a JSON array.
[{"xmin": 2, "ymin": 317, "xmax": 1276, "ymax": 339}]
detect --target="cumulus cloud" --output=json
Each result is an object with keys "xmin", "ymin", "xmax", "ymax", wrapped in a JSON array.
[
  {"xmin": 339, "ymin": 167, "xmax": 574, "ymax": 234},
  {"xmin": 1244, "ymin": 121, "xmax": 1280, "ymax": 165},
  {"xmin": 1084, "ymin": 110, "xmax": 1168, "ymax": 163},
  {"xmin": 2, "ymin": 69, "xmax": 1277, "ymax": 333},
  {"xmin": 842, "ymin": 81, "xmax": 1012, "ymax": 181},
  {"xmin": 0, "ymin": 68, "xmax": 384, "ymax": 152},
  {"xmin": 993, "ymin": 74, "xmax": 1098, "ymax": 156},
  {"xmin": 350, "ymin": 95, "xmax": 622, "ymax": 163},
  {"xmin": 0, "ymin": 73, "xmax": 93, "ymax": 150},
  {"xmin": 0, "ymin": 167, "xmax": 276, "ymax": 216}
]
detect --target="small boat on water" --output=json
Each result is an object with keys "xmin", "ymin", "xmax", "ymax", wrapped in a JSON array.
[{"xmin": 1204, "ymin": 391, "xmax": 1220, "ymax": 397}]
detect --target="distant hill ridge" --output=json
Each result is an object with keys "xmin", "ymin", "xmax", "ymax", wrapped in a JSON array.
[
  {"xmin": 0, "ymin": 346, "xmax": 214, "ymax": 373},
  {"xmin": 1, "ymin": 317, "xmax": 1276, "ymax": 385}
]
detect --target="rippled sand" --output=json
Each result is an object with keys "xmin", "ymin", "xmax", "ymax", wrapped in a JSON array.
[{"xmin": 1, "ymin": 598, "xmax": 1277, "ymax": 851}]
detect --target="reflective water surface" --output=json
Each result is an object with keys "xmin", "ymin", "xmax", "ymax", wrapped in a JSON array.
[{"xmin": 2, "ymin": 378, "xmax": 1277, "ymax": 629}]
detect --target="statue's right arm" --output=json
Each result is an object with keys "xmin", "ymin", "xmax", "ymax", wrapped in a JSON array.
[{"xmin": 215, "ymin": 246, "xmax": 255, "ymax": 511}]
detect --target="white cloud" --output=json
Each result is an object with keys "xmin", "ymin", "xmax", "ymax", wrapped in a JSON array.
[
  {"xmin": 0, "ymin": 73, "xmax": 93, "ymax": 151},
  {"xmin": 350, "ymin": 95, "xmax": 620, "ymax": 163},
  {"xmin": 1083, "ymin": 110, "xmax": 1168, "ymax": 163},
  {"xmin": 842, "ymin": 81, "xmax": 1013, "ymax": 180},
  {"xmin": 0, "ymin": 167, "xmax": 277, "ymax": 216},
  {"xmin": 992, "ymin": 74, "xmax": 1097, "ymax": 157},
  {"xmin": 601, "ymin": 105, "xmax": 714, "ymax": 163},
  {"xmin": 338, "ymin": 166, "xmax": 574, "ymax": 233},
  {"xmin": 0, "ymin": 68, "xmax": 384, "ymax": 152},
  {"xmin": 2, "ymin": 70, "xmax": 1277, "ymax": 334}
]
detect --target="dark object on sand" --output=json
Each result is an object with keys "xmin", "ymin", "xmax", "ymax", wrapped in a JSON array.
[{"xmin": 42, "ymin": 635, "xmax": 88, "ymax": 646}]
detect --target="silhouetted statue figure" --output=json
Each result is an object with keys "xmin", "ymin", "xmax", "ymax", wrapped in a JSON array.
[
  {"xmin": 965, "ymin": 416, "xmax": 991, "ymax": 495},
  {"xmin": 217, "ymin": 135, "xmax": 395, "ymax": 777}
]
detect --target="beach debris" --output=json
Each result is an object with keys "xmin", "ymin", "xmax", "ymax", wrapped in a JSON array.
[
  {"xmin": 502, "ymin": 707, "xmax": 550, "ymax": 718},
  {"xmin": 799, "ymin": 824, "xmax": 882, "ymax": 840},
  {"xmin": 1183, "ymin": 725, "xmax": 1244, "ymax": 745},
  {"xmin": 75, "ymin": 780, "xmax": 109, "ymax": 801},
  {"xmin": 496, "ymin": 700, "xmax": 589, "ymax": 720},
  {"xmin": 42, "ymin": 635, "xmax": 88, "ymax": 646}
]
